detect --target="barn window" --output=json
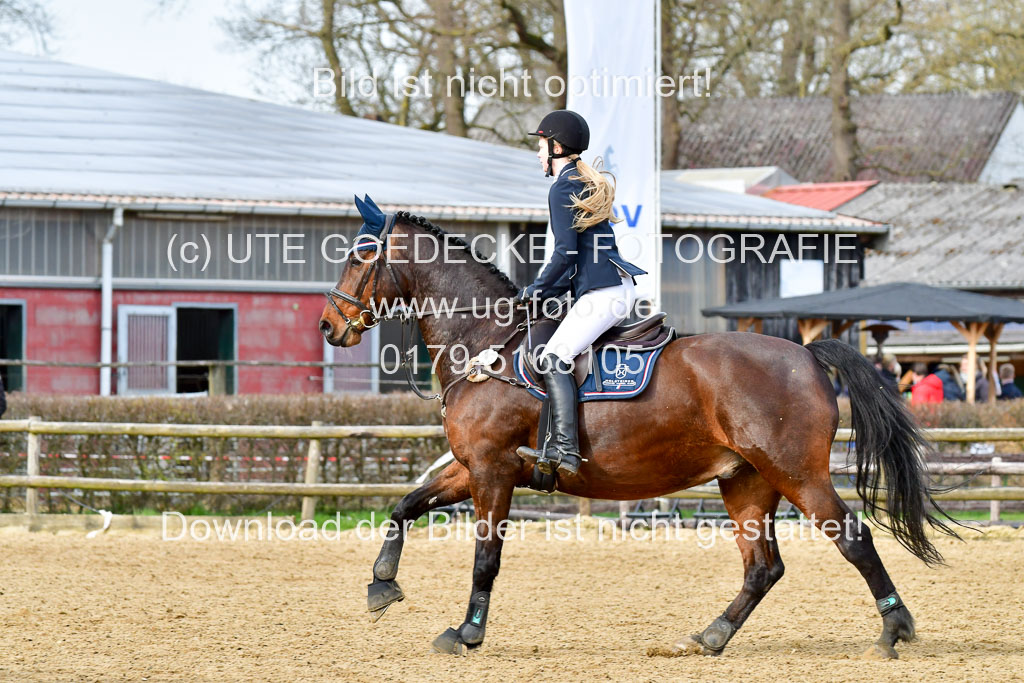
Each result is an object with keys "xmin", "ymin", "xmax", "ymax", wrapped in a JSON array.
[{"xmin": 780, "ymin": 259, "xmax": 825, "ymax": 298}]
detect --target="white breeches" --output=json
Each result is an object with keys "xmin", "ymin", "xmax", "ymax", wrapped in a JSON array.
[{"xmin": 543, "ymin": 275, "xmax": 638, "ymax": 365}]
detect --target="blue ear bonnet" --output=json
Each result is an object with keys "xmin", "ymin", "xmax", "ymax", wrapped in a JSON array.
[{"xmin": 353, "ymin": 194, "xmax": 390, "ymax": 251}]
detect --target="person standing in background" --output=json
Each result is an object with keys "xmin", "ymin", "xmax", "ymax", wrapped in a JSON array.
[
  {"xmin": 959, "ymin": 355, "xmax": 989, "ymax": 403},
  {"xmin": 999, "ymin": 363, "xmax": 1023, "ymax": 400},
  {"xmin": 910, "ymin": 362, "xmax": 943, "ymax": 404},
  {"xmin": 935, "ymin": 362, "xmax": 964, "ymax": 402}
]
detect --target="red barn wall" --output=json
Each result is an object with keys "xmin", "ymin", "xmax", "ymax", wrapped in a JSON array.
[
  {"xmin": 0, "ymin": 287, "xmax": 327, "ymax": 395},
  {"xmin": 0, "ymin": 288, "xmax": 101, "ymax": 394}
]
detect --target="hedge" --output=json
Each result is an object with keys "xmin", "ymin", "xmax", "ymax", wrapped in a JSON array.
[
  {"xmin": 0, "ymin": 393, "xmax": 447, "ymax": 514},
  {"xmin": 1, "ymin": 393, "xmax": 1021, "ymax": 514}
]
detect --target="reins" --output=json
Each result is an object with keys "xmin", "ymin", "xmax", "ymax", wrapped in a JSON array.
[{"xmin": 324, "ymin": 213, "xmax": 538, "ymax": 413}]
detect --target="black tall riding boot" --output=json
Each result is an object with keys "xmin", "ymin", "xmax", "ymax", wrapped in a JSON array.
[{"xmin": 516, "ymin": 356, "xmax": 582, "ymax": 476}]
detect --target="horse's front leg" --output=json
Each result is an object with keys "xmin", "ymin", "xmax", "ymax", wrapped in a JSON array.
[
  {"xmin": 368, "ymin": 460, "xmax": 470, "ymax": 622},
  {"xmin": 431, "ymin": 468, "xmax": 516, "ymax": 655}
]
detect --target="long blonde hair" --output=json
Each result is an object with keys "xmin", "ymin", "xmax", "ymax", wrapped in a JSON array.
[{"xmin": 567, "ymin": 156, "xmax": 622, "ymax": 231}]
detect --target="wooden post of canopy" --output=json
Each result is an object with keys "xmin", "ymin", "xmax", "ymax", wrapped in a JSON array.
[
  {"xmin": 985, "ymin": 323, "xmax": 1004, "ymax": 404},
  {"xmin": 831, "ymin": 319, "xmax": 855, "ymax": 338},
  {"xmin": 797, "ymin": 318, "xmax": 829, "ymax": 345},
  {"xmin": 951, "ymin": 321, "xmax": 985, "ymax": 404},
  {"xmin": 736, "ymin": 317, "xmax": 763, "ymax": 333}
]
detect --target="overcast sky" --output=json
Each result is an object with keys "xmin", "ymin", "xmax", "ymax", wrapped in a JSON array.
[{"xmin": 9, "ymin": 0, "xmax": 267, "ymax": 100}]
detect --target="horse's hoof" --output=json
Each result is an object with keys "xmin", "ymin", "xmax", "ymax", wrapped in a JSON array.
[
  {"xmin": 671, "ymin": 634, "xmax": 717, "ymax": 657},
  {"xmin": 431, "ymin": 627, "xmax": 466, "ymax": 656},
  {"xmin": 367, "ymin": 579, "xmax": 404, "ymax": 623},
  {"xmin": 862, "ymin": 641, "xmax": 899, "ymax": 660}
]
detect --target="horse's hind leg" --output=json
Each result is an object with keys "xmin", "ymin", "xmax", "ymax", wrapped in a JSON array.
[
  {"xmin": 368, "ymin": 460, "xmax": 470, "ymax": 622},
  {"xmin": 787, "ymin": 481, "xmax": 914, "ymax": 660},
  {"xmin": 674, "ymin": 465, "xmax": 784, "ymax": 656}
]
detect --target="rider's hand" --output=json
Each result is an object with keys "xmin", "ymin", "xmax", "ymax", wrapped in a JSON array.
[{"xmin": 514, "ymin": 287, "xmax": 533, "ymax": 306}]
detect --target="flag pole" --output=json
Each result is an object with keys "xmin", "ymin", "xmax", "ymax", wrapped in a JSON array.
[{"xmin": 653, "ymin": 0, "xmax": 663, "ymax": 313}]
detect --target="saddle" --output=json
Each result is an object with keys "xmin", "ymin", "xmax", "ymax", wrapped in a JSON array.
[
  {"xmin": 513, "ymin": 312, "xmax": 675, "ymax": 493},
  {"xmin": 515, "ymin": 313, "xmax": 675, "ymax": 396}
]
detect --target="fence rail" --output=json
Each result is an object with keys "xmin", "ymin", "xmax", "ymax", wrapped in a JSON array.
[
  {"xmin": 0, "ymin": 475, "xmax": 1020, "ymax": 503},
  {"xmin": 0, "ymin": 419, "xmax": 444, "ymax": 439},
  {"xmin": 2, "ymin": 420, "xmax": 1023, "ymax": 522},
  {"xmin": 8, "ymin": 420, "xmax": 1024, "ymax": 443}
]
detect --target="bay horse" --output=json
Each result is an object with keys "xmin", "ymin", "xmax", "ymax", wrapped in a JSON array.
[{"xmin": 318, "ymin": 211, "xmax": 956, "ymax": 659}]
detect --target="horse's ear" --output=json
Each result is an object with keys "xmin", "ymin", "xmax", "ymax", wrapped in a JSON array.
[
  {"xmin": 355, "ymin": 194, "xmax": 382, "ymax": 226},
  {"xmin": 363, "ymin": 194, "xmax": 382, "ymax": 214}
]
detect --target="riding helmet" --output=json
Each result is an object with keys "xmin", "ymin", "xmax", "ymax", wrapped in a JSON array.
[{"xmin": 529, "ymin": 110, "xmax": 590, "ymax": 153}]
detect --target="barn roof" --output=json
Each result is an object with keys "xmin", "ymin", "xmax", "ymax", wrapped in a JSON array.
[
  {"xmin": 762, "ymin": 180, "xmax": 877, "ymax": 211},
  {"xmin": 841, "ymin": 183, "xmax": 1024, "ymax": 290},
  {"xmin": 0, "ymin": 50, "xmax": 882, "ymax": 232},
  {"xmin": 678, "ymin": 93, "xmax": 1019, "ymax": 183},
  {"xmin": 702, "ymin": 282, "xmax": 1024, "ymax": 324}
]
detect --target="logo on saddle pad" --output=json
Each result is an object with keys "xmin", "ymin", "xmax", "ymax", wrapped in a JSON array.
[
  {"xmin": 605, "ymin": 361, "xmax": 639, "ymax": 388},
  {"xmin": 513, "ymin": 346, "xmax": 665, "ymax": 403}
]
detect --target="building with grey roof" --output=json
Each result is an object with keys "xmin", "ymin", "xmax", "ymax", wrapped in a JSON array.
[
  {"xmin": 0, "ymin": 50, "xmax": 884, "ymax": 396},
  {"xmin": 678, "ymin": 92, "xmax": 1024, "ymax": 184}
]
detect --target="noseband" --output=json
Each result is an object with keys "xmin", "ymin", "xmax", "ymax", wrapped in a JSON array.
[
  {"xmin": 324, "ymin": 213, "xmax": 403, "ymax": 336},
  {"xmin": 323, "ymin": 213, "xmax": 444, "ymax": 402}
]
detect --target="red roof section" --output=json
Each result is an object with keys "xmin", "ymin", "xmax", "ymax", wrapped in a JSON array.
[{"xmin": 762, "ymin": 180, "xmax": 878, "ymax": 211}]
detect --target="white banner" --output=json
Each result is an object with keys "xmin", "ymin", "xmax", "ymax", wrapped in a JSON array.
[{"xmin": 564, "ymin": 0, "xmax": 661, "ymax": 306}]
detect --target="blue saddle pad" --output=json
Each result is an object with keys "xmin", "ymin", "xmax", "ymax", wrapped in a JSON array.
[{"xmin": 512, "ymin": 345, "xmax": 665, "ymax": 402}]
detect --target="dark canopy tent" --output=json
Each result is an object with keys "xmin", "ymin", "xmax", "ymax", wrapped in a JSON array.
[{"xmin": 702, "ymin": 282, "xmax": 1024, "ymax": 404}]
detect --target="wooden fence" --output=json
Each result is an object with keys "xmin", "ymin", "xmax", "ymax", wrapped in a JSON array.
[{"xmin": 1, "ymin": 420, "xmax": 1023, "ymax": 522}]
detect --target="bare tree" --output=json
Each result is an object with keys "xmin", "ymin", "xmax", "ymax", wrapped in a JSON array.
[
  {"xmin": 222, "ymin": 0, "xmax": 561, "ymax": 138},
  {"xmin": 220, "ymin": 0, "xmax": 1018, "ymax": 164},
  {"xmin": 895, "ymin": 0, "xmax": 1024, "ymax": 92},
  {"xmin": 0, "ymin": 0, "xmax": 52, "ymax": 50},
  {"xmin": 660, "ymin": 0, "xmax": 784, "ymax": 168},
  {"xmin": 828, "ymin": 0, "xmax": 902, "ymax": 180}
]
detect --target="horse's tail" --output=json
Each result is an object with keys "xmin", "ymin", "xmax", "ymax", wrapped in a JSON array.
[{"xmin": 807, "ymin": 339, "xmax": 959, "ymax": 566}]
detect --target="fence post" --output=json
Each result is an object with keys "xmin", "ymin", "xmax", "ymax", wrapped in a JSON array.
[
  {"xmin": 578, "ymin": 497, "xmax": 591, "ymax": 517},
  {"xmin": 618, "ymin": 500, "xmax": 630, "ymax": 529},
  {"xmin": 25, "ymin": 416, "xmax": 40, "ymax": 516},
  {"xmin": 301, "ymin": 421, "xmax": 323, "ymax": 522},
  {"xmin": 991, "ymin": 456, "xmax": 1002, "ymax": 523},
  {"xmin": 208, "ymin": 364, "xmax": 226, "ymax": 396}
]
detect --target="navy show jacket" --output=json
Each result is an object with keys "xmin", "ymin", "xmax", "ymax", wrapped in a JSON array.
[{"xmin": 523, "ymin": 160, "xmax": 647, "ymax": 300}]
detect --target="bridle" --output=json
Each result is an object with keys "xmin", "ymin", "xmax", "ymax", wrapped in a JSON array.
[
  {"xmin": 323, "ymin": 213, "xmax": 532, "ymax": 406},
  {"xmin": 323, "ymin": 213, "xmax": 402, "ymax": 338}
]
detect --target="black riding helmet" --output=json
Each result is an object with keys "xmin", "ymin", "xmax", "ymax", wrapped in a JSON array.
[{"xmin": 529, "ymin": 110, "xmax": 590, "ymax": 177}]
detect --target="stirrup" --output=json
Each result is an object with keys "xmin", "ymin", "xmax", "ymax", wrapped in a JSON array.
[
  {"xmin": 536, "ymin": 450, "xmax": 581, "ymax": 476},
  {"xmin": 516, "ymin": 445, "xmax": 542, "ymax": 465}
]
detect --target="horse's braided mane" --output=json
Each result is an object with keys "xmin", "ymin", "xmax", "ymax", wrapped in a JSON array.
[{"xmin": 395, "ymin": 211, "xmax": 519, "ymax": 293}]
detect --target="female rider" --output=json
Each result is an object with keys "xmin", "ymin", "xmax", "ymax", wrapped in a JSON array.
[{"xmin": 514, "ymin": 110, "xmax": 647, "ymax": 477}]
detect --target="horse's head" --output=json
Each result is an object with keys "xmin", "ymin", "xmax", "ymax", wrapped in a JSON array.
[{"xmin": 319, "ymin": 195, "xmax": 408, "ymax": 347}]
